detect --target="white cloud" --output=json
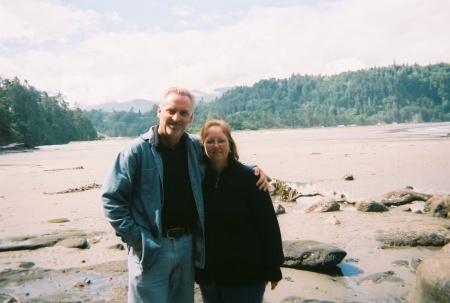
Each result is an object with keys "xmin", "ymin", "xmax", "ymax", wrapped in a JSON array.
[
  {"xmin": 106, "ymin": 12, "xmax": 124, "ymax": 23},
  {"xmin": 172, "ymin": 6, "xmax": 191, "ymax": 16},
  {"xmin": 0, "ymin": 0, "xmax": 100, "ymax": 43},
  {"xmin": 0, "ymin": 0, "xmax": 449, "ymax": 106}
]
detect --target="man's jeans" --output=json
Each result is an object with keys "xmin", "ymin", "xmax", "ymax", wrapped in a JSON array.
[{"xmin": 128, "ymin": 233, "xmax": 195, "ymax": 303}]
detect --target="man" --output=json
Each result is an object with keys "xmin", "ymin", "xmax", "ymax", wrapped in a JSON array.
[{"xmin": 100, "ymin": 87, "xmax": 267, "ymax": 303}]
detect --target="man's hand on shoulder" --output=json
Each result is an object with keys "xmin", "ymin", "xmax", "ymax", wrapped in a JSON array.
[{"xmin": 253, "ymin": 166, "xmax": 269, "ymax": 191}]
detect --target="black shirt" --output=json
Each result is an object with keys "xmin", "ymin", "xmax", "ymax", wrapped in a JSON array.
[{"xmin": 154, "ymin": 126, "xmax": 196, "ymax": 230}]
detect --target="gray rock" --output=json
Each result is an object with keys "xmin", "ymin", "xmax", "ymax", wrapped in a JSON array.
[
  {"xmin": 375, "ymin": 225, "xmax": 450, "ymax": 247},
  {"xmin": 324, "ymin": 215, "xmax": 340, "ymax": 225},
  {"xmin": 276, "ymin": 204, "xmax": 286, "ymax": 215},
  {"xmin": 356, "ymin": 200, "xmax": 389, "ymax": 212},
  {"xmin": 282, "ymin": 240, "xmax": 347, "ymax": 270},
  {"xmin": 357, "ymin": 270, "xmax": 403, "ymax": 285},
  {"xmin": 56, "ymin": 237, "xmax": 88, "ymax": 249},
  {"xmin": 425, "ymin": 195, "xmax": 450, "ymax": 218},
  {"xmin": 305, "ymin": 198, "xmax": 340, "ymax": 213},
  {"xmin": 18, "ymin": 261, "xmax": 35, "ymax": 269},
  {"xmin": 410, "ymin": 257, "xmax": 422, "ymax": 271},
  {"xmin": 0, "ymin": 230, "xmax": 87, "ymax": 252},
  {"xmin": 343, "ymin": 174, "xmax": 354, "ymax": 181},
  {"xmin": 48, "ymin": 218, "xmax": 70, "ymax": 223},
  {"xmin": 406, "ymin": 253, "xmax": 450, "ymax": 303}
]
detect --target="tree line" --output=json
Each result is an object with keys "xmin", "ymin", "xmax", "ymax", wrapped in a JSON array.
[
  {"xmin": 2, "ymin": 63, "xmax": 449, "ymax": 146},
  {"xmin": 84, "ymin": 63, "xmax": 450, "ymax": 137},
  {"xmin": 0, "ymin": 77, "xmax": 97, "ymax": 147}
]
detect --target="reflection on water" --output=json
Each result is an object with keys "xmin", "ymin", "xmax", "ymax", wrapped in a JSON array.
[{"xmin": 338, "ymin": 262, "xmax": 364, "ymax": 276}]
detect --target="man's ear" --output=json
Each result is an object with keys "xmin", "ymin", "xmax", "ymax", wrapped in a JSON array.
[{"xmin": 157, "ymin": 106, "xmax": 162, "ymax": 118}]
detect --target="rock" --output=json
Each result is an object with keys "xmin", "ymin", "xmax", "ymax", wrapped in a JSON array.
[
  {"xmin": 375, "ymin": 225, "xmax": 450, "ymax": 247},
  {"xmin": 48, "ymin": 218, "xmax": 70, "ymax": 223},
  {"xmin": 343, "ymin": 174, "xmax": 354, "ymax": 180},
  {"xmin": 356, "ymin": 200, "xmax": 389, "ymax": 212},
  {"xmin": 18, "ymin": 261, "xmax": 35, "ymax": 269},
  {"xmin": 391, "ymin": 260, "xmax": 409, "ymax": 267},
  {"xmin": 324, "ymin": 215, "xmax": 340, "ymax": 225},
  {"xmin": 406, "ymin": 252, "xmax": 450, "ymax": 303},
  {"xmin": 357, "ymin": 270, "xmax": 403, "ymax": 285},
  {"xmin": 425, "ymin": 195, "xmax": 450, "ymax": 218},
  {"xmin": 305, "ymin": 198, "xmax": 340, "ymax": 213},
  {"xmin": 282, "ymin": 240, "xmax": 347, "ymax": 270},
  {"xmin": 0, "ymin": 293, "xmax": 22, "ymax": 303},
  {"xmin": 109, "ymin": 243, "xmax": 126, "ymax": 250},
  {"xmin": 0, "ymin": 230, "xmax": 87, "ymax": 252},
  {"xmin": 56, "ymin": 237, "xmax": 89, "ymax": 249},
  {"xmin": 410, "ymin": 257, "xmax": 422, "ymax": 271},
  {"xmin": 275, "ymin": 204, "xmax": 286, "ymax": 215}
]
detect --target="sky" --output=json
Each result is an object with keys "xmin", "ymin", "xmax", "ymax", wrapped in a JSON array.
[{"xmin": 1, "ymin": 0, "xmax": 449, "ymax": 107}]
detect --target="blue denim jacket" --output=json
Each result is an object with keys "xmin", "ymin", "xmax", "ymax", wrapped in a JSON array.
[{"xmin": 100, "ymin": 126, "xmax": 206, "ymax": 271}]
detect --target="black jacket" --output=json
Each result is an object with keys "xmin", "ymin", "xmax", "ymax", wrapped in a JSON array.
[{"xmin": 195, "ymin": 161, "xmax": 284, "ymax": 287}]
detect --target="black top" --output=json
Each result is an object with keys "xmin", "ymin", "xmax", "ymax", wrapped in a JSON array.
[
  {"xmin": 195, "ymin": 161, "xmax": 284, "ymax": 287},
  {"xmin": 154, "ymin": 126, "xmax": 196, "ymax": 230}
]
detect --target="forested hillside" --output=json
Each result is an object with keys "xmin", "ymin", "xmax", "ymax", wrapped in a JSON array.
[
  {"xmin": 0, "ymin": 77, "xmax": 97, "ymax": 147},
  {"xmin": 85, "ymin": 63, "xmax": 450, "ymax": 136},
  {"xmin": 190, "ymin": 63, "xmax": 450, "ymax": 131}
]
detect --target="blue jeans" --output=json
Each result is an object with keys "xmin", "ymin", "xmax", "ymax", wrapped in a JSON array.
[
  {"xmin": 199, "ymin": 283, "xmax": 266, "ymax": 303},
  {"xmin": 128, "ymin": 233, "xmax": 195, "ymax": 303}
]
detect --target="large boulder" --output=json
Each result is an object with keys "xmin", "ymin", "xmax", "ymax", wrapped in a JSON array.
[
  {"xmin": 406, "ymin": 252, "xmax": 450, "ymax": 303},
  {"xmin": 375, "ymin": 225, "xmax": 450, "ymax": 247},
  {"xmin": 282, "ymin": 240, "xmax": 347, "ymax": 270},
  {"xmin": 425, "ymin": 195, "xmax": 450, "ymax": 218}
]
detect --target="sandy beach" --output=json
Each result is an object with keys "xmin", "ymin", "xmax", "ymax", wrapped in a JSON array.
[{"xmin": 1, "ymin": 122, "xmax": 450, "ymax": 302}]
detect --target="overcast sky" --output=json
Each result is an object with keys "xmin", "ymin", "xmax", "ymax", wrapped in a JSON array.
[{"xmin": 1, "ymin": 0, "xmax": 449, "ymax": 106}]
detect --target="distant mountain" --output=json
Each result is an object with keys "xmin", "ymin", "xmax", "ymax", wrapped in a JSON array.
[
  {"xmin": 81, "ymin": 99, "xmax": 156, "ymax": 112},
  {"xmin": 193, "ymin": 87, "xmax": 231, "ymax": 103},
  {"xmin": 80, "ymin": 87, "xmax": 231, "ymax": 112}
]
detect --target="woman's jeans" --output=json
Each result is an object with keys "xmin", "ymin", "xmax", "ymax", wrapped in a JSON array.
[
  {"xmin": 128, "ymin": 233, "xmax": 195, "ymax": 303},
  {"xmin": 199, "ymin": 283, "xmax": 266, "ymax": 303}
]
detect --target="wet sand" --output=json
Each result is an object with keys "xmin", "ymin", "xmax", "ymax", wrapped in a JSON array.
[{"xmin": 1, "ymin": 122, "xmax": 450, "ymax": 302}]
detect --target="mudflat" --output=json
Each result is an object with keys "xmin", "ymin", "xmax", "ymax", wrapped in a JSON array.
[{"xmin": 1, "ymin": 122, "xmax": 449, "ymax": 302}]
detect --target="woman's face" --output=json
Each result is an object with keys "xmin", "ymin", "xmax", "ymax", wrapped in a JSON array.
[{"xmin": 203, "ymin": 126, "xmax": 230, "ymax": 165}]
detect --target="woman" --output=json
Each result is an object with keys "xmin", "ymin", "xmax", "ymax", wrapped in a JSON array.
[{"xmin": 195, "ymin": 119, "xmax": 284, "ymax": 303}]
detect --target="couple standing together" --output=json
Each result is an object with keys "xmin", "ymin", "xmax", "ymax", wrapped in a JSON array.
[{"xmin": 100, "ymin": 87, "xmax": 284, "ymax": 303}]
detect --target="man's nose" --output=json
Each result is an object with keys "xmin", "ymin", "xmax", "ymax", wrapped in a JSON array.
[{"xmin": 172, "ymin": 112, "xmax": 180, "ymax": 121}]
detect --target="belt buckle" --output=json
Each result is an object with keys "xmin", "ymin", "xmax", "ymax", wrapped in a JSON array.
[{"xmin": 166, "ymin": 227, "xmax": 183, "ymax": 239}]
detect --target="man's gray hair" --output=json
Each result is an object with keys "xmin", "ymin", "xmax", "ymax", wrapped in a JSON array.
[{"xmin": 160, "ymin": 87, "xmax": 196, "ymax": 110}]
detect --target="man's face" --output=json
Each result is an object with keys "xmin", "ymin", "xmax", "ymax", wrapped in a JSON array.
[{"xmin": 157, "ymin": 92, "xmax": 194, "ymax": 138}]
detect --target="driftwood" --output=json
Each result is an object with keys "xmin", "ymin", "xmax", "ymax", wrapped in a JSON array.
[
  {"xmin": 44, "ymin": 166, "xmax": 84, "ymax": 171},
  {"xmin": 44, "ymin": 183, "xmax": 101, "ymax": 194},
  {"xmin": 381, "ymin": 189, "xmax": 432, "ymax": 206}
]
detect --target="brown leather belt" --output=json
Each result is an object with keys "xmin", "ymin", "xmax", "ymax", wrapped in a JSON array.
[{"xmin": 162, "ymin": 227, "xmax": 192, "ymax": 239}]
